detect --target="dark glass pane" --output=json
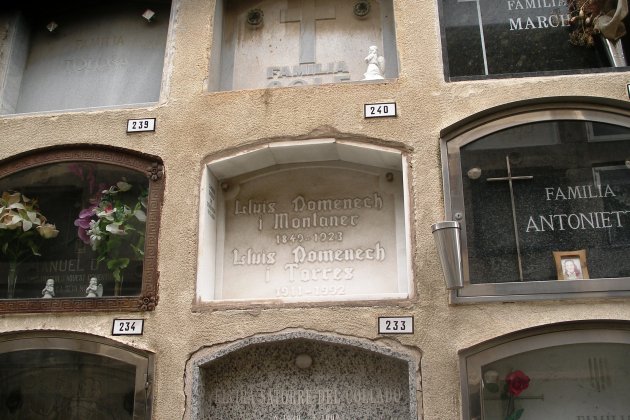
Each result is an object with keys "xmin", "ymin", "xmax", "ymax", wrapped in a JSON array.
[
  {"xmin": 441, "ymin": 0, "xmax": 625, "ymax": 78},
  {"xmin": 460, "ymin": 121, "xmax": 630, "ymax": 283},
  {"xmin": 0, "ymin": 162, "xmax": 148, "ymax": 298},
  {"xmin": 0, "ymin": 349, "xmax": 135, "ymax": 419}
]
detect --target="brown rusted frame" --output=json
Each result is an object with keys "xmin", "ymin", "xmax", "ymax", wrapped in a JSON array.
[{"xmin": 0, "ymin": 146, "xmax": 163, "ymax": 313}]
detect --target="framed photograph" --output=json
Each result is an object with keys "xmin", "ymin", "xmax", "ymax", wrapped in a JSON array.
[{"xmin": 553, "ymin": 250, "xmax": 589, "ymax": 280}]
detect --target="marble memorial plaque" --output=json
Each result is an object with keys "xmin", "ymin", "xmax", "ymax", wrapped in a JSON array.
[
  {"xmin": 216, "ymin": 162, "xmax": 406, "ymax": 301},
  {"xmin": 199, "ymin": 339, "xmax": 411, "ymax": 419},
  {"xmin": 442, "ymin": 0, "xmax": 608, "ymax": 77},
  {"xmin": 211, "ymin": 0, "xmax": 398, "ymax": 91},
  {"xmin": 0, "ymin": 2, "xmax": 171, "ymax": 114}
]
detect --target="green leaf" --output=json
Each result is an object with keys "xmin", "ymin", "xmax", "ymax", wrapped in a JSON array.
[
  {"xmin": 28, "ymin": 241, "xmax": 40, "ymax": 256},
  {"xmin": 107, "ymin": 257, "xmax": 129, "ymax": 271},
  {"xmin": 506, "ymin": 408, "xmax": 524, "ymax": 420}
]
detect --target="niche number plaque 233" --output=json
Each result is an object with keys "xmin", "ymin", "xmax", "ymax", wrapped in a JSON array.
[{"xmin": 378, "ymin": 316, "xmax": 413, "ymax": 334}]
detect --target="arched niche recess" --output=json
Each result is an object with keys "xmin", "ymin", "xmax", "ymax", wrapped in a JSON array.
[
  {"xmin": 0, "ymin": 146, "xmax": 164, "ymax": 313},
  {"xmin": 439, "ymin": 99, "xmax": 630, "ymax": 303},
  {"xmin": 196, "ymin": 139, "xmax": 412, "ymax": 306},
  {"xmin": 460, "ymin": 322, "xmax": 630, "ymax": 420},
  {"xmin": 186, "ymin": 330, "xmax": 420, "ymax": 419},
  {"xmin": 0, "ymin": 330, "xmax": 154, "ymax": 419}
]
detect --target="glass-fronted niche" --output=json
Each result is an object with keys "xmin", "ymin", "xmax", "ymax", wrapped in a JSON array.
[
  {"xmin": 0, "ymin": 332, "xmax": 154, "ymax": 419},
  {"xmin": 209, "ymin": 0, "xmax": 399, "ymax": 91},
  {"xmin": 440, "ymin": 0, "xmax": 630, "ymax": 79},
  {"xmin": 0, "ymin": 147, "xmax": 163, "ymax": 313},
  {"xmin": 443, "ymin": 111, "xmax": 630, "ymax": 301},
  {"xmin": 196, "ymin": 139, "xmax": 412, "ymax": 306},
  {"xmin": 462, "ymin": 325, "xmax": 630, "ymax": 420},
  {"xmin": 0, "ymin": 0, "xmax": 173, "ymax": 114}
]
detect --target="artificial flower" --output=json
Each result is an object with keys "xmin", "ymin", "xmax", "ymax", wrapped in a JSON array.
[
  {"xmin": 505, "ymin": 370, "xmax": 530, "ymax": 397},
  {"xmin": 503, "ymin": 370, "xmax": 530, "ymax": 420},
  {"xmin": 0, "ymin": 190, "xmax": 57, "ymax": 294},
  {"xmin": 117, "ymin": 180, "xmax": 132, "ymax": 191},
  {"xmin": 75, "ymin": 179, "xmax": 147, "ymax": 295},
  {"xmin": 37, "ymin": 223, "xmax": 59, "ymax": 239}
]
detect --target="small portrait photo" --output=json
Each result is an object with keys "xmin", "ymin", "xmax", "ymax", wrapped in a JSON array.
[{"xmin": 553, "ymin": 250, "xmax": 590, "ymax": 280}]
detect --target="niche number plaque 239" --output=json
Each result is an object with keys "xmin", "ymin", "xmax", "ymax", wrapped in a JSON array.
[
  {"xmin": 127, "ymin": 118, "xmax": 156, "ymax": 133},
  {"xmin": 378, "ymin": 316, "xmax": 413, "ymax": 334},
  {"xmin": 112, "ymin": 319, "xmax": 144, "ymax": 336}
]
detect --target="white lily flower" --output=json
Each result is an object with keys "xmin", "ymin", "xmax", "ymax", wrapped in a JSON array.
[
  {"xmin": 106, "ymin": 223, "xmax": 127, "ymax": 235},
  {"xmin": 117, "ymin": 180, "xmax": 132, "ymax": 192},
  {"xmin": 21, "ymin": 219, "xmax": 33, "ymax": 232},
  {"xmin": 37, "ymin": 223, "xmax": 59, "ymax": 238},
  {"xmin": 134, "ymin": 209, "xmax": 147, "ymax": 222}
]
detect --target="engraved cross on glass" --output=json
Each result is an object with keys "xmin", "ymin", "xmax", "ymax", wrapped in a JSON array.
[
  {"xmin": 486, "ymin": 155, "xmax": 534, "ymax": 281},
  {"xmin": 281, "ymin": 0, "xmax": 336, "ymax": 64}
]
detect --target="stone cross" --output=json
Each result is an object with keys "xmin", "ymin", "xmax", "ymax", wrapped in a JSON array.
[
  {"xmin": 281, "ymin": 0, "xmax": 336, "ymax": 64},
  {"xmin": 486, "ymin": 155, "xmax": 534, "ymax": 282}
]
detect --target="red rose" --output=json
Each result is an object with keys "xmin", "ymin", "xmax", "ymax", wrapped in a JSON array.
[{"xmin": 505, "ymin": 370, "xmax": 530, "ymax": 396}]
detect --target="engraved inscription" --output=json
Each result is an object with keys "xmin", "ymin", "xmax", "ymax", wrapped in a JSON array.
[
  {"xmin": 212, "ymin": 387, "xmax": 404, "ymax": 406},
  {"xmin": 63, "ymin": 36, "xmax": 127, "ymax": 73},
  {"xmin": 230, "ymin": 193, "xmax": 387, "ymax": 298},
  {"xmin": 525, "ymin": 184, "xmax": 630, "ymax": 233},
  {"xmin": 266, "ymin": 62, "xmax": 351, "ymax": 87},
  {"xmin": 221, "ymin": 166, "xmax": 403, "ymax": 301}
]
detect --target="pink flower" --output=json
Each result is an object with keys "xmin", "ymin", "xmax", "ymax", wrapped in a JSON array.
[{"xmin": 74, "ymin": 206, "xmax": 96, "ymax": 244}]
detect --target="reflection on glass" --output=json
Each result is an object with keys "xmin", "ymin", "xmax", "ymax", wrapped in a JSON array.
[
  {"xmin": 0, "ymin": 162, "xmax": 148, "ymax": 299},
  {"xmin": 460, "ymin": 121, "xmax": 630, "ymax": 284},
  {"xmin": 0, "ymin": 349, "xmax": 135, "ymax": 419},
  {"xmin": 480, "ymin": 343, "xmax": 630, "ymax": 420}
]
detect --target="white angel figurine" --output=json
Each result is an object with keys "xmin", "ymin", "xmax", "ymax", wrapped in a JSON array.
[
  {"xmin": 42, "ymin": 279, "xmax": 55, "ymax": 298},
  {"xmin": 363, "ymin": 45, "xmax": 385, "ymax": 80},
  {"xmin": 85, "ymin": 277, "xmax": 104, "ymax": 298}
]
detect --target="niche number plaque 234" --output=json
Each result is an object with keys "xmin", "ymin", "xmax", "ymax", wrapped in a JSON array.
[
  {"xmin": 378, "ymin": 316, "xmax": 413, "ymax": 334},
  {"xmin": 112, "ymin": 319, "xmax": 144, "ymax": 336}
]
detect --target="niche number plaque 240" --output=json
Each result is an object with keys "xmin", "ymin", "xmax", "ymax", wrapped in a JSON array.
[
  {"xmin": 378, "ymin": 316, "xmax": 413, "ymax": 334},
  {"xmin": 364, "ymin": 102, "xmax": 397, "ymax": 118}
]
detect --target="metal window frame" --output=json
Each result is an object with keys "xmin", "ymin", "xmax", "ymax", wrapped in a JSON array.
[
  {"xmin": 459, "ymin": 322, "xmax": 630, "ymax": 420},
  {"xmin": 0, "ymin": 331, "xmax": 154, "ymax": 419},
  {"xmin": 440, "ymin": 103, "xmax": 630, "ymax": 303}
]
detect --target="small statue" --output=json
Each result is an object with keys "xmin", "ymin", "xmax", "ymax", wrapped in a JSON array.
[
  {"xmin": 85, "ymin": 277, "xmax": 103, "ymax": 298},
  {"xmin": 362, "ymin": 45, "xmax": 385, "ymax": 80},
  {"xmin": 42, "ymin": 279, "xmax": 55, "ymax": 299}
]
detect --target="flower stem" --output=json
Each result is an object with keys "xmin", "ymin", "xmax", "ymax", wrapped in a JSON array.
[{"xmin": 505, "ymin": 395, "xmax": 514, "ymax": 420}]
